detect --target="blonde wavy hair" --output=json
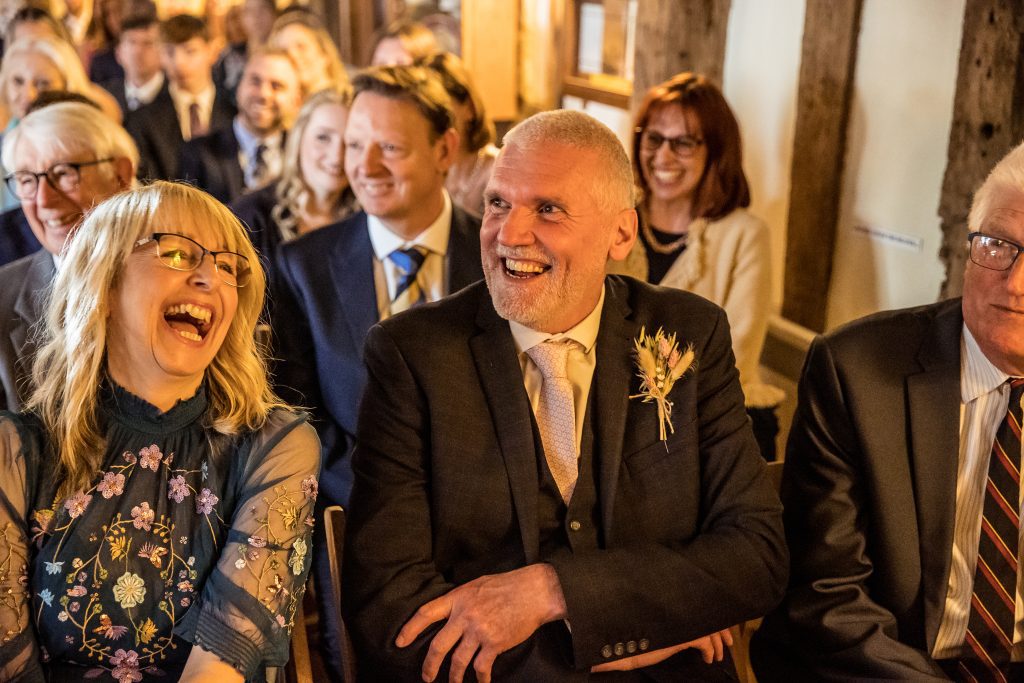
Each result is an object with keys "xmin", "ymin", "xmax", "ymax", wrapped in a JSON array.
[
  {"xmin": 267, "ymin": 14, "xmax": 348, "ymax": 96},
  {"xmin": 28, "ymin": 181, "xmax": 286, "ymax": 497},
  {"xmin": 271, "ymin": 87, "xmax": 355, "ymax": 236}
]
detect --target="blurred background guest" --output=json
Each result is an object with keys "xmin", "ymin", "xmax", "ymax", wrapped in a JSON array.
[
  {"xmin": 98, "ymin": 10, "xmax": 163, "ymax": 113},
  {"xmin": 625, "ymin": 71, "xmax": 784, "ymax": 459},
  {"xmin": 370, "ymin": 18, "xmax": 438, "ymax": 66},
  {"xmin": 0, "ymin": 33, "xmax": 122, "ymax": 207},
  {"xmin": 213, "ymin": 0, "xmax": 277, "ymax": 101},
  {"xmin": 181, "ymin": 46, "xmax": 303, "ymax": 203},
  {"xmin": 231, "ymin": 87, "xmax": 356, "ymax": 319},
  {"xmin": 126, "ymin": 13, "xmax": 234, "ymax": 181},
  {"xmin": 424, "ymin": 51, "xmax": 497, "ymax": 220},
  {"xmin": 267, "ymin": 11, "xmax": 347, "ymax": 97}
]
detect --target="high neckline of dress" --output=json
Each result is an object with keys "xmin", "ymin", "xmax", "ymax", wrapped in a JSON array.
[{"xmin": 101, "ymin": 381, "xmax": 208, "ymax": 435}]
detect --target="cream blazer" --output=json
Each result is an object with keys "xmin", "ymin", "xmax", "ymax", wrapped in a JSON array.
[{"xmin": 612, "ymin": 208, "xmax": 784, "ymax": 408}]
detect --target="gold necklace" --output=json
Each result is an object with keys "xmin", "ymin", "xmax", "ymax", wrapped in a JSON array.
[{"xmin": 641, "ymin": 218, "xmax": 689, "ymax": 254}]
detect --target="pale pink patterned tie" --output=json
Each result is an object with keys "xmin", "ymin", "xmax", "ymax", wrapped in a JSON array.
[{"xmin": 527, "ymin": 340, "xmax": 580, "ymax": 503}]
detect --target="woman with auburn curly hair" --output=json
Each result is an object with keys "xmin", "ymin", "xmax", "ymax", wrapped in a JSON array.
[
  {"xmin": 0, "ymin": 181, "xmax": 319, "ymax": 681},
  {"xmin": 626, "ymin": 71, "xmax": 783, "ymax": 459}
]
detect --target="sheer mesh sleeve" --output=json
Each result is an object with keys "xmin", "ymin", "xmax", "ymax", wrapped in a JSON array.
[
  {"xmin": 0, "ymin": 416, "xmax": 43, "ymax": 682},
  {"xmin": 187, "ymin": 411, "xmax": 320, "ymax": 677}
]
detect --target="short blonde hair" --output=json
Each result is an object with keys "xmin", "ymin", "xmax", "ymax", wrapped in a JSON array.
[{"xmin": 30, "ymin": 181, "xmax": 285, "ymax": 497}]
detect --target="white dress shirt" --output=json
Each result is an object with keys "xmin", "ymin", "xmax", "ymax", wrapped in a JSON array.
[
  {"xmin": 509, "ymin": 286, "xmax": 605, "ymax": 452},
  {"xmin": 367, "ymin": 191, "xmax": 452, "ymax": 319},
  {"xmin": 125, "ymin": 72, "xmax": 165, "ymax": 111},
  {"xmin": 933, "ymin": 324, "xmax": 1024, "ymax": 659}
]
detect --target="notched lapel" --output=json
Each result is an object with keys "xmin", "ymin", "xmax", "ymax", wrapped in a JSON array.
[
  {"xmin": 593, "ymin": 279, "xmax": 638, "ymax": 544},
  {"xmin": 10, "ymin": 252, "xmax": 53, "ymax": 356},
  {"xmin": 470, "ymin": 298, "xmax": 541, "ymax": 563},
  {"xmin": 329, "ymin": 216, "xmax": 379, "ymax": 351},
  {"xmin": 907, "ymin": 302, "xmax": 961, "ymax": 650}
]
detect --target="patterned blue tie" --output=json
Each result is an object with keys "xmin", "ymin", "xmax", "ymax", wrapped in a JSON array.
[{"xmin": 388, "ymin": 247, "xmax": 427, "ymax": 313}]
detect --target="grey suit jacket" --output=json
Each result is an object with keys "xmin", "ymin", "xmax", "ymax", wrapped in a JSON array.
[
  {"xmin": 0, "ymin": 250, "xmax": 55, "ymax": 412},
  {"xmin": 751, "ymin": 298, "xmax": 963, "ymax": 681},
  {"xmin": 344, "ymin": 276, "xmax": 787, "ymax": 680}
]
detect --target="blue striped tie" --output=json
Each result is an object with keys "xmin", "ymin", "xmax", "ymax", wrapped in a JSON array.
[{"xmin": 388, "ymin": 247, "xmax": 426, "ymax": 313}]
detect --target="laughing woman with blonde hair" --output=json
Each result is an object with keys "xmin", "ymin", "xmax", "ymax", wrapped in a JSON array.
[{"xmin": 0, "ymin": 181, "xmax": 319, "ymax": 681}]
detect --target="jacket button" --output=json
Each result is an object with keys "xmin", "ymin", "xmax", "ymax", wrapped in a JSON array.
[
  {"xmin": 627, "ymin": 640, "xmax": 637, "ymax": 653},
  {"xmin": 569, "ymin": 519, "xmax": 581, "ymax": 531},
  {"xmin": 639, "ymin": 638, "xmax": 650, "ymax": 651},
  {"xmin": 614, "ymin": 642, "xmax": 625, "ymax": 656},
  {"xmin": 601, "ymin": 645, "xmax": 612, "ymax": 658}
]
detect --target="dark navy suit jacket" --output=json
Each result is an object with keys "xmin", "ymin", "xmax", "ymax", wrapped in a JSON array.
[
  {"xmin": 273, "ymin": 206, "xmax": 483, "ymax": 507},
  {"xmin": 125, "ymin": 85, "xmax": 235, "ymax": 182},
  {"xmin": 180, "ymin": 125, "xmax": 246, "ymax": 204},
  {"xmin": 0, "ymin": 207, "xmax": 39, "ymax": 269}
]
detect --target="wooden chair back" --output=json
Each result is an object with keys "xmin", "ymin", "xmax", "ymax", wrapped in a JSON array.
[{"xmin": 324, "ymin": 505, "xmax": 358, "ymax": 683}]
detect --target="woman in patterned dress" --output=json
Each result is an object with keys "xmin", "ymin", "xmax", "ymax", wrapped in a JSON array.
[{"xmin": 0, "ymin": 181, "xmax": 320, "ymax": 682}]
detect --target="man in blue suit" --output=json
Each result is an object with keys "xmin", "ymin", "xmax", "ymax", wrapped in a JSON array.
[{"xmin": 273, "ymin": 64, "xmax": 484, "ymax": 678}]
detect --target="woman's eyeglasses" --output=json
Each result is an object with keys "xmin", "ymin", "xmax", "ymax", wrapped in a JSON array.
[
  {"xmin": 637, "ymin": 129, "xmax": 704, "ymax": 158},
  {"xmin": 134, "ymin": 233, "xmax": 252, "ymax": 288}
]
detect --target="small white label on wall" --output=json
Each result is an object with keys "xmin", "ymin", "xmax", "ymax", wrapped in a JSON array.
[{"xmin": 853, "ymin": 224, "xmax": 924, "ymax": 252}]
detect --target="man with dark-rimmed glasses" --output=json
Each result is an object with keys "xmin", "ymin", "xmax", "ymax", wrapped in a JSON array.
[
  {"xmin": 753, "ymin": 141, "xmax": 1024, "ymax": 680},
  {"xmin": 0, "ymin": 101, "xmax": 137, "ymax": 411}
]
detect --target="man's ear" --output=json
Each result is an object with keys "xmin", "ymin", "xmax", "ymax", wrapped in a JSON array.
[
  {"xmin": 113, "ymin": 157, "xmax": 135, "ymax": 189},
  {"xmin": 434, "ymin": 127, "xmax": 460, "ymax": 174},
  {"xmin": 608, "ymin": 207, "xmax": 638, "ymax": 261}
]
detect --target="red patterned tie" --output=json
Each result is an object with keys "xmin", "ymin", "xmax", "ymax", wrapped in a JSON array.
[{"xmin": 961, "ymin": 378, "xmax": 1024, "ymax": 681}]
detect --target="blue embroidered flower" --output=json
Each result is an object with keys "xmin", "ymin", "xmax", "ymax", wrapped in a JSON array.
[
  {"xmin": 43, "ymin": 561, "xmax": 63, "ymax": 575},
  {"xmin": 38, "ymin": 589, "xmax": 53, "ymax": 607}
]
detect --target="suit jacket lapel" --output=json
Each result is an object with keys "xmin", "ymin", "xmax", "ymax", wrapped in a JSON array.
[
  {"xmin": 329, "ymin": 213, "xmax": 379, "ymax": 351},
  {"xmin": 907, "ymin": 300, "xmax": 962, "ymax": 649},
  {"xmin": 221, "ymin": 129, "xmax": 244, "ymax": 199},
  {"xmin": 470, "ymin": 294, "xmax": 541, "ymax": 562},
  {"xmin": 10, "ymin": 251, "xmax": 54, "ymax": 356},
  {"xmin": 592, "ymin": 278, "xmax": 637, "ymax": 544},
  {"xmin": 445, "ymin": 206, "xmax": 482, "ymax": 294}
]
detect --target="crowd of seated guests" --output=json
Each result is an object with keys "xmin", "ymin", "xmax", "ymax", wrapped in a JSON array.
[{"xmin": 7, "ymin": 3, "xmax": 1019, "ymax": 682}]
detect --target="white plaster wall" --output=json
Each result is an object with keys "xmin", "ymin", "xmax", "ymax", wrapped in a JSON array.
[
  {"xmin": 722, "ymin": 0, "xmax": 806, "ymax": 313},
  {"xmin": 824, "ymin": 0, "xmax": 964, "ymax": 330}
]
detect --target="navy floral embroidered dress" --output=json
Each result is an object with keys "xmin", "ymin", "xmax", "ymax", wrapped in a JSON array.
[{"xmin": 0, "ymin": 384, "xmax": 320, "ymax": 682}]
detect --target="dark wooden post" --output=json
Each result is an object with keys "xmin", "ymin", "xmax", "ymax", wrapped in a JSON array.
[
  {"xmin": 937, "ymin": 0, "xmax": 1024, "ymax": 299},
  {"xmin": 780, "ymin": 0, "xmax": 863, "ymax": 332},
  {"xmin": 631, "ymin": 0, "xmax": 732, "ymax": 110}
]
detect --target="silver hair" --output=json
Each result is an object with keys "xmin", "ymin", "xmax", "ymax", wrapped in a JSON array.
[
  {"xmin": 501, "ymin": 109, "xmax": 635, "ymax": 210},
  {"xmin": 969, "ymin": 141, "xmax": 1024, "ymax": 232},
  {"xmin": 1, "ymin": 101, "xmax": 139, "ymax": 173}
]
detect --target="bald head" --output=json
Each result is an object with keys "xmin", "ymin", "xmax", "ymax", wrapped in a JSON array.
[{"xmin": 502, "ymin": 109, "xmax": 635, "ymax": 211}]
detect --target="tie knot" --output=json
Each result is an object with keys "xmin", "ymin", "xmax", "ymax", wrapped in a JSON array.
[
  {"xmin": 388, "ymin": 247, "xmax": 426, "ymax": 275},
  {"xmin": 526, "ymin": 340, "xmax": 579, "ymax": 380}
]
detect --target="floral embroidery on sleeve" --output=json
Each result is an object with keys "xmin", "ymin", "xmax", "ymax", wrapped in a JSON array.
[
  {"xmin": 230, "ymin": 475, "xmax": 317, "ymax": 633},
  {"xmin": 0, "ymin": 522, "xmax": 29, "ymax": 644}
]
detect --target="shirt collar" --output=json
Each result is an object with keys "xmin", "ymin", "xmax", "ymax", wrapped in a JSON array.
[
  {"xmin": 509, "ymin": 285, "xmax": 606, "ymax": 355},
  {"xmin": 126, "ymin": 71, "xmax": 164, "ymax": 101},
  {"xmin": 962, "ymin": 322, "xmax": 1012, "ymax": 402},
  {"xmin": 232, "ymin": 116, "xmax": 283, "ymax": 157},
  {"xmin": 168, "ymin": 82, "xmax": 215, "ymax": 111},
  {"xmin": 367, "ymin": 191, "xmax": 452, "ymax": 260}
]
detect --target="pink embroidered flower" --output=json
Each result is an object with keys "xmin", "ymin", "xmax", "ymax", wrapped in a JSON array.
[
  {"xmin": 167, "ymin": 476, "xmax": 189, "ymax": 503},
  {"xmin": 195, "ymin": 488, "xmax": 218, "ymax": 515},
  {"xmin": 180, "ymin": 596, "xmax": 191, "ymax": 607},
  {"xmin": 122, "ymin": 451, "xmax": 137, "ymax": 464},
  {"xmin": 68, "ymin": 602, "xmax": 80, "ymax": 613},
  {"xmin": 301, "ymin": 476, "xmax": 318, "ymax": 501},
  {"xmin": 67, "ymin": 585, "xmax": 87, "ymax": 597},
  {"xmin": 276, "ymin": 614, "xmax": 286, "ymax": 628},
  {"xmin": 64, "ymin": 492, "xmax": 92, "ymax": 519},
  {"xmin": 177, "ymin": 580, "xmax": 193, "ymax": 593},
  {"xmin": 139, "ymin": 445, "xmax": 162, "ymax": 470},
  {"xmin": 110, "ymin": 649, "xmax": 142, "ymax": 683},
  {"xmin": 130, "ymin": 502, "xmax": 154, "ymax": 531},
  {"xmin": 247, "ymin": 535, "xmax": 267, "ymax": 548},
  {"xmin": 97, "ymin": 472, "xmax": 126, "ymax": 499}
]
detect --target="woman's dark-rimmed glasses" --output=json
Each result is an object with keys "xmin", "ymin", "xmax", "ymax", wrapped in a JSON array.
[{"xmin": 134, "ymin": 233, "xmax": 252, "ymax": 288}]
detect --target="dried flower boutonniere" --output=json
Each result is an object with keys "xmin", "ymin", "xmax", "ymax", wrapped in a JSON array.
[{"xmin": 629, "ymin": 326, "xmax": 695, "ymax": 443}]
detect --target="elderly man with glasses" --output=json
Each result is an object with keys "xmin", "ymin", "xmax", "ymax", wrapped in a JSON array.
[
  {"xmin": 753, "ymin": 140, "xmax": 1024, "ymax": 681},
  {"xmin": 0, "ymin": 101, "xmax": 137, "ymax": 411}
]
